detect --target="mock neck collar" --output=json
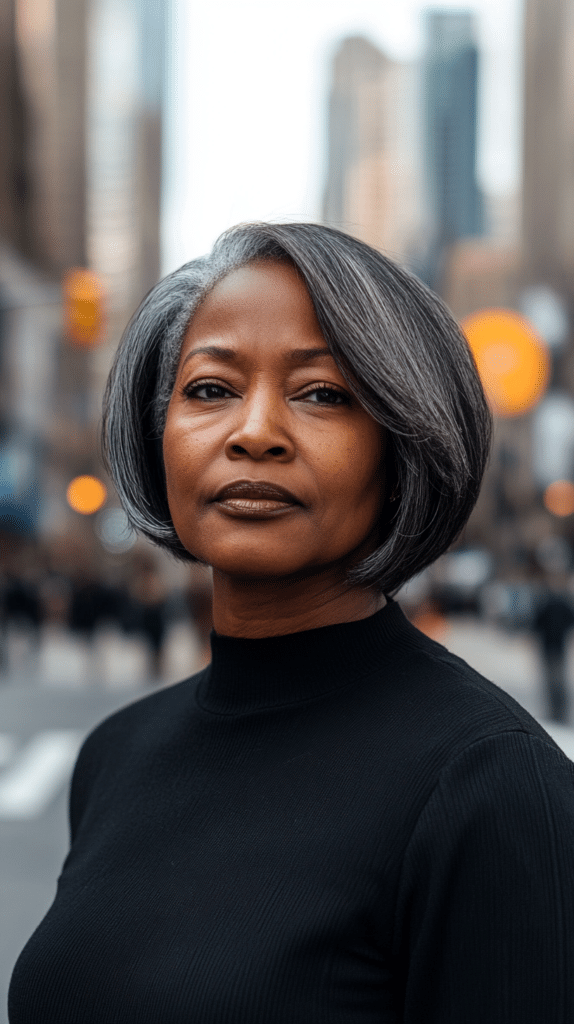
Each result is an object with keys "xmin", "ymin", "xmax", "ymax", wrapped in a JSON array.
[{"xmin": 196, "ymin": 598, "xmax": 411, "ymax": 715}]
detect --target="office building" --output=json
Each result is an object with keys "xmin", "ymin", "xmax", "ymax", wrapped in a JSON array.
[
  {"xmin": 322, "ymin": 35, "xmax": 422, "ymax": 263},
  {"xmin": 522, "ymin": 0, "xmax": 574, "ymax": 301},
  {"xmin": 421, "ymin": 9, "xmax": 483, "ymax": 286},
  {"xmin": 0, "ymin": 0, "xmax": 167, "ymax": 542}
]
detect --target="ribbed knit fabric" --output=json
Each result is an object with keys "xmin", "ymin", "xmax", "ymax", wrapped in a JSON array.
[{"xmin": 8, "ymin": 599, "xmax": 574, "ymax": 1023}]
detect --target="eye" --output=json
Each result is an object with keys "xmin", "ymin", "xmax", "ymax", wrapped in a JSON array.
[
  {"xmin": 182, "ymin": 380, "xmax": 235, "ymax": 401},
  {"xmin": 299, "ymin": 385, "xmax": 350, "ymax": 406}
]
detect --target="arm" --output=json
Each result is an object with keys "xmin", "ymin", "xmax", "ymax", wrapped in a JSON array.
[{"xmin": 392, "ymin": 731, "xmax": 574, "ymax": 1023}]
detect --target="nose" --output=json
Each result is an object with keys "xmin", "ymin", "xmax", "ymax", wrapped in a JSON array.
[{"xmin": 224, "ymin": 387, "xmax": 295, "ymax": 462}]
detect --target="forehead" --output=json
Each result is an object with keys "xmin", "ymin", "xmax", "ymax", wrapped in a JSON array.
[{"xmin": 183, "ymin": 261, "xmax": 327, "ymax": 349}]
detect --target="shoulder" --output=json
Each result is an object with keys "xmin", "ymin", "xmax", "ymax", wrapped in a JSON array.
[
  {"xmin": 353, "ymin": 603, "xmax": 574, "ymax": 846},
  {"xmin": 394, "ymin": 729, "xmax": 574, "ymax": 932},
  {"xmin": 371, "ymin": 602, "xmax": 561, "ymax": 760},
  {"xmin": 79, "ymin": 665, "xmax": 207, "ymax": 752},
  {"xmin": 425, "ymin": 728, "xmax": 574, "ymax": 828},
  {"xmin": 389, "ymin": 616, "xmax": 574, "ymax": 865}
]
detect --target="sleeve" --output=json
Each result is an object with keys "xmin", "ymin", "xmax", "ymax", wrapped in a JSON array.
[{"xmin": 392, "ymin": 731, "xmax": 574, "ymax": 1024}]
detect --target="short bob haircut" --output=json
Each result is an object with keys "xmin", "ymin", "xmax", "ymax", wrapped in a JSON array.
[{"xmin": 102, "ymin": 221, "xmax": 492, "ymax": 594}]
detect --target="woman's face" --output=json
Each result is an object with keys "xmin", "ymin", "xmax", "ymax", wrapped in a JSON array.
[{"xmin": 163, "ymin": 260, "xmax": 386, "ymax": 582}]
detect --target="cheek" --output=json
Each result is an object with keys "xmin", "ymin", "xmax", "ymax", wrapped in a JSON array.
[
  {"xmin": 162, "ymin": 415, "xmax": 197, "ymax": 500},
  {"xmin": 352, "ymin": 431, "xmax": 386, "ymax": 532},
  {"xmin": 314, "ymin": 420, "xmax": 382, "ymax": 473},
  {"xmin": 343, "ymin": 424, "xmax": 386, "ymax": 499},
  {"xmin": 313, "ymin": 426, "xmax": 385, "ymax": 527}
]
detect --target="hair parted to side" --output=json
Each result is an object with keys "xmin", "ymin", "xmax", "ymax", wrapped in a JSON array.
[{"xmin": 102, "ymin": 222, "xmax": 492, "ymax": 594}]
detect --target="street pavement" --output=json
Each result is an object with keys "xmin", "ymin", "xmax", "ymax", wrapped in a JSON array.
[{"xmin": 1, "ymin": 614, "xmax": 573, "ymax": 1022}]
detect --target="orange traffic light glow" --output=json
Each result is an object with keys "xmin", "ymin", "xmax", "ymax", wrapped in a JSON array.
[
  {"xmin": 543, "ymin": 480, "xmax": 574, "ymax": 518},
  {"xmin": 63, "ymin": 268, "xmax": 105, "ymax": 347},
  {"xmin": 461, "ymin": 308, "xmax": 550, "ymax": 418},
  {"xmin": 66, "ymin": 476, "xmax": 107, "ymax": 515}
]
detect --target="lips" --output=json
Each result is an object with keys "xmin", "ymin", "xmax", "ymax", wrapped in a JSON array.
[{"xmin": 213, "ymin": 480, "xmax": 302, "ymax": 505}]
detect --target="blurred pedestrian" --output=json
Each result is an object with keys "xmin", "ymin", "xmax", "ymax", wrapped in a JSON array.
[
  {"xmin": 126, "ymin": 555, "xmax": 168, "ymax": 683},
  {"xmin": 532, "ymin": 577, "xmax": 574, "ymax": 723},
  {"xmin": 0, "ymin": 543, "xmax": 43, "ymax": 677},
  {"xmin": 69, "ymin": 572, "xmax": 108, "ymax": 641},
  {"xmin": 10, "ymin": 222, "xmax": 574, "ymax": 1023}
]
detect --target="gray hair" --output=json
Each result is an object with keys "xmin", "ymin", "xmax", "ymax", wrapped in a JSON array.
[{"xmin": 102, "ymin": 222, "xmax": 492, "ymax": 593}]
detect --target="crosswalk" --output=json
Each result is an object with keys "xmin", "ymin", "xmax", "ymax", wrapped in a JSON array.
[{"xmin": 0, "ymin": 730, "xmax": 84, "ymax": 820}]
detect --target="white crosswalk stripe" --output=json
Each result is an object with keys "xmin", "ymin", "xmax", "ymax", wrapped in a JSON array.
[{"xmin": 0, "ymin": 730, "xmax": 84, "ymax": 820}]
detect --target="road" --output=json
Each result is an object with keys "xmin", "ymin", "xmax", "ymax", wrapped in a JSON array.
[
  {"xmin": 0, "ymin": 615, "xmax": 573, "ymax": 1022},
  {"xmin": 0, "ymin": 686, "xmax": 145, "ymax": 1023}
]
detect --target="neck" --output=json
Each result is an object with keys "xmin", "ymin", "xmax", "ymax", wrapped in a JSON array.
[{"xmin": 211, "ymin": 568, "xmax": 386, "ymax": 638}]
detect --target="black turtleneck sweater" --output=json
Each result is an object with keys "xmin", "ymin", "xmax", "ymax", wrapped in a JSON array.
[{"xmin": 8, "ymin": 600, "xmax": 574, "ymax": 1023}]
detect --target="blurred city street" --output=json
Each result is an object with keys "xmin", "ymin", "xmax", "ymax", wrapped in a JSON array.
[
  {"xmin": 2, "ymin": 0, "xmax": 574, "ymax": 1017},
  {"xmin": 1, "ymin": 610, "xmax": 574, "ymax": 1021}
]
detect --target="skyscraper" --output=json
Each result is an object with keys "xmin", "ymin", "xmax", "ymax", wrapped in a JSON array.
[
  {"xmin": 0, "ymin": 0, "xmax": 89, "ymax": 538},
  {"xmin": 0, "ymin": 0, "xmax": 168, "ymax": 542},
  {"xmin": 322, "ymin": 35, "xmax": 422, "ymax": 263},
  {"xmin": 522, "ymin": 0, "xmax": 574, "ymax": 300},
  {"xmin": 0, "ymin": 0, "xmax": 89, "ymax": 273},
  {"xmin": 421, "ymin": 9, "xmax": 483, "ymax": 286}
]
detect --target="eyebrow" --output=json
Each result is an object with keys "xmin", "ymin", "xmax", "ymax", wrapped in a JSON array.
[{"xmin": 181, "ymin": 345, "xmax": 334, "ymax": 368}]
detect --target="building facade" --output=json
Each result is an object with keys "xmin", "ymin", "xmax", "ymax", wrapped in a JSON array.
[
  {"xmin": 322, "ymin": 35, "xmax": 422, "ymax": 264},
  {"xmin": 420, "ymin": 9, "xmax": 483, "ymax": 288},
  {"xmin": 522, "ymin": 0, "xmax": 574, "ymax": 301},
  {"xmin": 0, "ymin": 0, "xmax": 167, "ymax": 545}
]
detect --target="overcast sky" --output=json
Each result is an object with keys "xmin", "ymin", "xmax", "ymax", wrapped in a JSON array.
[{"xmin": 161, "ymin": 0, "xmax": 523, "ymax": 272}]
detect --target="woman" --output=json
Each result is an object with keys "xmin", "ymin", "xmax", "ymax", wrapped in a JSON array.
[{"xmin": 9, "ymin": 223, "xmax": 574, "ymax": 1022}]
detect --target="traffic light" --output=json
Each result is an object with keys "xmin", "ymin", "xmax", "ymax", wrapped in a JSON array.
[{"xmin": 62, "ymin": 268, "xmax": 105, "ymax": 347}]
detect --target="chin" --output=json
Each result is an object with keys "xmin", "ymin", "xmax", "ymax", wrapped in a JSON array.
[
  {"xmin": 213, "ymin": 558, "xmax": 313, "ymax": 582},
  {"xmin": 188, "ymin": 542, "xmax": 319, "ymax": 582}
]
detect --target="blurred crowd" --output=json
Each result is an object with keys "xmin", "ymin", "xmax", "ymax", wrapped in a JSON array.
[
  {"xmin": 2, "ymin": 535, "xmax": 574, "ymax": 725},
  {"xmin": 0, "ymin": 535, "xmax": 213, "ymax": 688}
]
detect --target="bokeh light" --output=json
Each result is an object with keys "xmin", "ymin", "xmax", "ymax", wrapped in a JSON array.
[
  {"xmin": 66, "ymin": 475, "xmax": 107, "ymax": 515},
  {"xmin": 543, "ymin": 480, "xmax": 574, "ymax": 518},
  {"xmin": 461, "ymin": 308, "xmax": 550, "ymax": 417},
  {"xmin": 95, "ymin": 507, "xmax": 136, "ymax": 553},
  {"xmin": 62, "ymin": 268, "xmax": 105, "ymax": 347}
]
